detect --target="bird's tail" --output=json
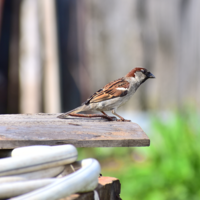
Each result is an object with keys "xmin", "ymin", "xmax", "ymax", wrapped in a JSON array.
[{"xmin": 57, "ymin": 105, "xmax": 88, "ymax": 119}]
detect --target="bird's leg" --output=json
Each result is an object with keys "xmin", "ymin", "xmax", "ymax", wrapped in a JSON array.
[
  {"xmin": 101, "ymin": 111, "xmax": 109, "ymax": 116},
  {"xmin": 68, "ymin": 113, "xmax": 114, "ymax": 121},
  {"xmin": 111, "ymin": 109, "xmax": 131, "ymax": 122}
]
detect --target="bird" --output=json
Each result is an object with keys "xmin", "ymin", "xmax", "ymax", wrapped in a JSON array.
[{"xmin": 57, "ymin": 68, "xmax": 155, "ymax": 122}]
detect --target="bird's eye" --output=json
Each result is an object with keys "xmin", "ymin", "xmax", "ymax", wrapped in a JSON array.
[{"xmin": 141, "ymin": 69, "xmax": 144, "ymax": 73}]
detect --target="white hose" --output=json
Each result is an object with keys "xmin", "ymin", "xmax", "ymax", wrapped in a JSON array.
[
  {"xmin": 11, "ymin": 145, "xmax": 53, "ymax": 157},
  {"xmin": 0, "ymin": 145, "xmax": 101, "ymax": 199},
  {"xmin": 0, "ymin": 178, "xmax": 55, "ymax": 198},
  {"xmin": 10, "ymin": 158, "xmax": 101, "ymax": 200},
  {"xmin": 0, "ymin": 145, "xmax": 77, "ymax": 176},
  {"xmin": 0, "ymin": 166, "xmax": 65, "ymax": 183}
]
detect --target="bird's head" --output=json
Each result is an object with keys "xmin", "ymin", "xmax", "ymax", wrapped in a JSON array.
[{"xmin": 126, "ymin": 68, "xmax": 155, "ymax": 84}]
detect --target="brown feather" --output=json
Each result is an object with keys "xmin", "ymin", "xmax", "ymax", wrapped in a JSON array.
[
  {"xmin": 84, "ymin": 78, "xmax": 130, "ymax": 105},
  {"xmin": 125, "ymin": 67, "xmax": 146, "ymax": 77}
]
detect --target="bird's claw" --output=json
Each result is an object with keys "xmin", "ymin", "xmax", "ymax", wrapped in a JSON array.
[
  {"xmin": 109, "ymin": 116, "xmax": 118, "ymax": 121},
  {"xmin": 116, "ymin": 119, "xmax": 131, "ymax": 122}
]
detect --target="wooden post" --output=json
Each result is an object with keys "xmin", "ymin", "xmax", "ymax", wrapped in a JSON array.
[
  {"xmin": 0, "ymin": 113, "xmax": 150, "ymax": 149},
  {"xmin": 62, "ymin": 177, "xmax": 121, "ymax": 200}
]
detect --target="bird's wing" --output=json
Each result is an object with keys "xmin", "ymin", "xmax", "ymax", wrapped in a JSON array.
[{"xmin": 84, "ymin": 78, "xmax": 130, "ymax": 105}]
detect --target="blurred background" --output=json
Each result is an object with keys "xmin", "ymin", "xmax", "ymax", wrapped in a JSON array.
[{"xmin": 0, "ymin": 0, "xmax": 200, "ymax": 199}]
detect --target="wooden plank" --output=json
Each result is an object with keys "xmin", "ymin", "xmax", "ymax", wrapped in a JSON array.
[
  {"xmin": 61, "ymin": 177, "xmax": 121, "ymax": 200},
  {"xmin": 0, "ymin": 114, "xmax": 150, "ymax": 149}
]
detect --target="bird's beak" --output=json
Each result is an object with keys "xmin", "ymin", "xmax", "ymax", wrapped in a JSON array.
[{"xmin": 147, "ymin": 72, "xmax": 155, "ymax": 78}]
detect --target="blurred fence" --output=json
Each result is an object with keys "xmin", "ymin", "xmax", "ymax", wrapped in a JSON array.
[{"xmin": 0, "ymin": 0, "xmax": 200, "ymax": 114}]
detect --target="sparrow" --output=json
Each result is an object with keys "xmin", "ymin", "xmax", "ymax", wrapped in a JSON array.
[{"xmin": 57, "ymin": 68, "xmax": 155, "ymax": 122}]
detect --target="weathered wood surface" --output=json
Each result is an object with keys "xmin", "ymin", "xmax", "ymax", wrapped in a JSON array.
[
  {"xmin": 62, "ymin": 177, "xmax": 121, "ymax": 200},
  {"xmin": 0, "ymin": 114, "xmax": 150, "ymax": 149}
]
